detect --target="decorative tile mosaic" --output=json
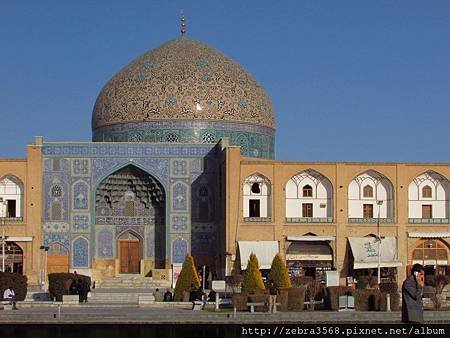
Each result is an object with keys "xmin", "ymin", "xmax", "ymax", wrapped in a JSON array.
[
  {"xmin": 172, "ymin": 237, "xmax": 188, "ymax": 264},
  {"xmin": 44, "ymin": 172, "xmax": 69, "ymax": 221},
  {"xmin": 72, "ymin": 159, "xmax": 90, "ymax": 176},
  {"xmin": 146, "ymin": 228, "xmax": 155, "ymax": 258},
  {"xmin": 42, "ymin": 143, "xmax": 216, "ymax": 159},
  {"xmin": 95, "ymin": 216, "xmax": 155, "ymax": 226},
  {"xmin": 171, "ymin": 159, "xmax": 188, "ymax": 177},
  {"xmin": 171, "ymin": 215, "xmax": 189, "ymax": 231},
  {"xmin": 172, "ymin": 181, "xmax": 188, "ymax": 211},
  {"xmin": 72, "ymin": 236, "xmax": 89, "ymax": 267},
  {"xmin": 97, "ymin": 228, "xmax": 114, "ymax": 258},
  {"xmin": 43, "ymin": 222, "xmax": 69, "ymax": 233},
  {"xmin": 71, "ymin": 214, "xmax": 90, "ymax": 231},
  {"xmin": 44, "ymin": 233, "xmax": 69, "ymax": 255},
  {"xmin": 116, "ymin": 226, "xmax": 145, "ymax": 238},
  {"xmin": 92, "ymin": 158, "xmax": 169, "ymax": 187},
  {"xmin": 91, "ymin": 39, "xmax": 275, "ymax": 130},
  {"xmin": 72, "ymin": 180, "xmax": 89, "ymax": 210}
]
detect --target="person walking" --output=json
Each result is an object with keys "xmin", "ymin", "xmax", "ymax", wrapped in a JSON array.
[{"xmin": 402, "ymin": 264, "xmax": 425, "ymax": 324}]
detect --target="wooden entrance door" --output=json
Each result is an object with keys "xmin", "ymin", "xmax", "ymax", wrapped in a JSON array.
[{"xmin": 119, "ymin": 240, "xmax": 140, "ymax": 273}]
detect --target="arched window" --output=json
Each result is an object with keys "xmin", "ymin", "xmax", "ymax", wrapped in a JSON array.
[
  {"xmin": 243, "ymin": 173, "xmax": 271, "ymax": 219},
  {"xmin": 363, "ymin": 185, "xmax": 373, "ymax": 198},
  {"xmin": 0, "ymin": 176, "xmax": 24, "ymax": 218},
  {"xmin": 422, "ymin": 185, "xmax": 432, "ymax": 198},
  {"xmin": 302, "ymin": 185, "xmax": 313, "ymax": 197}
]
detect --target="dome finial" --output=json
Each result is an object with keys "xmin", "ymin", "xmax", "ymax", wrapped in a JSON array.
[{"xmin": 180, "ymin": 10, "xmax": 186, "ymax": 35}]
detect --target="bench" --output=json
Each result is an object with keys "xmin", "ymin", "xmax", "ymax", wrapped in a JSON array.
[
  {"xmin": 1, "ymin": 300, "xmax": 13, "ymax": 311},
  {"xmin": 246, "ymin": 302, "xmax": 265, "ymax": 313}
]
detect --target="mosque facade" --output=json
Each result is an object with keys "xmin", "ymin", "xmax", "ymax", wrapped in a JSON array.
[{"xmin": 0, "ymin": 28, "xmax": 449, "ymax": 287}]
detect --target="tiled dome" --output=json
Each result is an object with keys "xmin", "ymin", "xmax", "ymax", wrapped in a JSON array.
[{"xmin": 92, "ymin": 36, "xmax": 275, "ymax": 131}]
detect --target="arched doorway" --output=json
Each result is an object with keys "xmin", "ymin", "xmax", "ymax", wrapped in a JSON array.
[
  {"xmin": 410, "ymin": 239, "xmax": 450, "ymax": 285},
  {"xmin": 0, "ymin": 242, "xmax": 23, "ymax": 274},
  {"xmin": 118, "ymin": 231, "xmax": 141, "ymax": 274},
  {"xmin": 95, "ymin": 164, "xmax": 166, "ymax": 273}
]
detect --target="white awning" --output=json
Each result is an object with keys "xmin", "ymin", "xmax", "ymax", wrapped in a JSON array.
[
  {"xmin": 238, "ymin": 241, "xmax": 279, "ymax": 270},
  {"xmin": 348, "ymin": 237, "xmax": 402, "ymax": 270},
  {"xmin": 408, "ymin": 232, "xmax": 450, "ymax": 238},
  {"xmin": 287, "ymin": 236, "xmax": 335, "ymax": 242},
  {"xmin": 0, "ymin": 236, "xmax": 32, "ymax": 242}
]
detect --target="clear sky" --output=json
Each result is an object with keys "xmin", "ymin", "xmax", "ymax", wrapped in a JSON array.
[{"xmin": 1, "ymin": 1, "xmax": 449, "ymax": 162}]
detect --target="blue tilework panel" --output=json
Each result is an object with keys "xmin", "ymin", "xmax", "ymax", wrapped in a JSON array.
[
  {"xmin": 92, "ymin": 158, "xmax": 169, "ymax": 187},
  {"xmin": 72, "ymin": 215, "xmax": 90, "ymax": 231},
  {"xmin": 72, "ymin": 237, "xmax": 89, "ymax": 267},
  {"xmin": 172, "ymin": 182, "xmax": 188, "ymax": 211},
  {"xmin": 42, "ymin": 143, "xmax": 216, "ymax": 159},
  {"xmin": 92, "ymin": 120, "xmax": 275, "ymax": 159},
  {"xmin": 97, "ymin": 228, "xmax": 114, "ymax": 258},
  {"xmin": 172, "ymin": 237, "xmax": 188, "ymax": 264},
  {"xmin": 72, "ymin": 180, "xmax": 89, "ymax": 210}
]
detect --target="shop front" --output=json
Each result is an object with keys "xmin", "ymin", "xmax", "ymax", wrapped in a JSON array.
[
  {"xmin": 408, "ymin": 232, "xmax": 450, "ymax": 286},
  {"xmin": 348, "ymin": 236, "xmax": 402, "ymax": 285},
  {"xmin": 285, "ymin": 236, "xmax": 335, "ymax": 281}
]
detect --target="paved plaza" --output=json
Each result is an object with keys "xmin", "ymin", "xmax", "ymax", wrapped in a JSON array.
[{"xmin": 0, "ymin": 306, "xmax": 449, "ymax": 324}]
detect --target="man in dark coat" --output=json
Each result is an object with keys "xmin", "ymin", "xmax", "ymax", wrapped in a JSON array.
[{"xmin": 402, "ymin": 264, "xmax": 424, "ymax": 323}]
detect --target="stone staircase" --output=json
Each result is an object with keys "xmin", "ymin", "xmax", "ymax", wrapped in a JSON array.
[{"xmin": 89, "ymin": 274, "xmax": 171, "ymax": 304}]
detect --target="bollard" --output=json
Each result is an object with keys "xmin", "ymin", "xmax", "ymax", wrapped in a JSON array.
[
  {"xmin": 58, "ymin": 304, "xmax": 61, "ymax": 319},
  {"xmin": 215, "ymin": 292, "xmax": 219, "ymax": 311},
  {"xmin": 386, "ymin": 293, "xmax": 391, "ymax": 312}
]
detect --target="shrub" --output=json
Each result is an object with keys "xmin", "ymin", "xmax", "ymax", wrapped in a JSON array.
[
  {"xmin": 242, "ymin": 253, "xmax": 265, "ymax": 294},
  {"xmin": 232, "ymin": 293, "xmax": 248, "ymax": 311},
  {"xmin": 267, "ymin": 254, "xmax": 291, "ymax": 288},
  {"xmin": 174, "ymin": 254, "xmax": 200, "ymax": 301},
  {"xmin": 324, "ymin": 286, "xmax": 353, "ymax": 311},
  {"xmin": 431, "ymin": 275, "xmax": 448, "ymax": 310},
  {"xmin": 287, "ymin": 287, "xmax": 305, "ymax": 311},
  {"xmin": 0, "ymin": 272, "xmax": 27, "ymax": 301},
  {"xmin": 305, "ymin": 280, "xmax": 321, "ymax": 311},
  {"xmin": 226, "ymin": 273, "xmax": 243, "ymax": 293},
  {"xmin": 48, "ymin": 273, "xmax": 91, "ymax": 302},
  {"xmin": 354, "ymin": 289, "xmax": 381, "ymax": 311}
]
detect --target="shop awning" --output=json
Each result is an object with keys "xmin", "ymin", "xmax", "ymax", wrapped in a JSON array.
[
  {"xmin": 238, "ymin": 241, "xmax": 279, "ymax": 270},
  {"xmin": 348, "ymin": 237, "xmax": 402, "ymax": 269},
  {"xmin": 287, "ymin": 236, "xmax": 335, "ymax": 242},
  {"xmin": 408, "ymin": 232, "xmax": 450, "ymax": 238}
]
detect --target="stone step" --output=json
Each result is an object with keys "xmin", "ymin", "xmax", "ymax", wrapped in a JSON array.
[{"xmin": 89, "ymin": 292, "xmax": 154, "ymax": 304}]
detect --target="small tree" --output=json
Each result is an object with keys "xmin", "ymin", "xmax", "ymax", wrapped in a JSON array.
[
  {"xmin": 242, "ymin": 253, "xmax": 265, "ymax": 294},
  {"xmin": 174, "ymin": 254, "xmax": 200, "ymax": 301},
  {"xmin": 267, "ymin": 253, "xmax": 291, "ymax": 288}
]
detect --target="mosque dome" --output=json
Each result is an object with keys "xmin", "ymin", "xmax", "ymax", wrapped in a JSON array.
[{"xmin": 92, "ymin": 35, "xmax": 275, "ymax": 159}]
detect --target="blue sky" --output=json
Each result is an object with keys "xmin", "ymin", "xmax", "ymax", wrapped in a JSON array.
[{"xmin": 1, "ymin": 1, "xmax": 449, "ymax": 161}]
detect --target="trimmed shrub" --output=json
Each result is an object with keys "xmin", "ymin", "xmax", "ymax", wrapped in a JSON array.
[
  {"xmin": 0, "ymin": 272, "xmax": 27, "ymax": 301},
  {"xmin": 48, "ymin": 273, "xmax": 91, "ymax": 302},
  {"xmin": 267, "ymin": 254, "xmax": 291, "ymax": 288},
  {"xmin": 324, "ymin": 286, "xmax": 353, "ymax": 311},
  {"xmin": 248, "ymin": 293, "xmax": 269, "ymax": 312},
  {"xmin": 354, "ymin": 289, "xmax": 381, "ymax": 311},
  {"xmin": 242, "ymin": 253, "xmax": 265, "ymax": 294},
  {"xmin": 232, "ymin": 293, "xmax": 248, "ymax": 311},
  {"xmin": 287, "ymin": 287, "xmax": 305, "ymax": 311},
  {"xmin": 174, "ymin": 254, "xmax": 201, "ymax": 301}
]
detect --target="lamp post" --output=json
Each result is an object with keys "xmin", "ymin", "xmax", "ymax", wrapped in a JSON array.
[
  {"xmin": 1, "ymin": 199, "xmax": 8, "ymax": 272},
  {"xmin": 376, "ymin": 200, "xmax": 384, "ymax": 286},
  {"xmin": 40, "ymin": 245, "xmax": 50, "ymax": 290}
]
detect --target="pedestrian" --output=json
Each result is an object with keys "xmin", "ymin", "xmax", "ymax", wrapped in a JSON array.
[
  {"xmin": 153, "ymin": 288, "xmax": 163, "ymax": 302},
  {"xmin": 268, "ymin": 279, "xmax": 279, "ymax": 313},
  {"xmin": 3, "ymin": 286, "xmax": 17, "ymax": 310},
  {"xmin": 402, "ymin": 263, "xmax": 425, "ymax": 324}
]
